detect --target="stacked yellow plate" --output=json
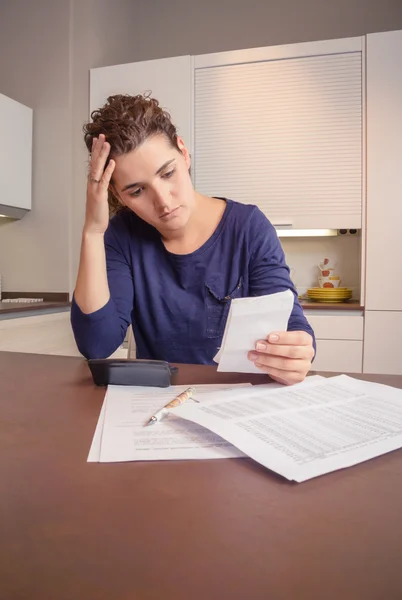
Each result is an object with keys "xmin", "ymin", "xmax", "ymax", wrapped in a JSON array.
[{"xmin": 307, "ymin": 288, "xmax": 353, "ymax": 303}]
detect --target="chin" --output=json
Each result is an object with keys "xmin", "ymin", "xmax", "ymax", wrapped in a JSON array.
[{"xmin": 163, "ymin": 217, "xmax": 189, "ymax": 231}]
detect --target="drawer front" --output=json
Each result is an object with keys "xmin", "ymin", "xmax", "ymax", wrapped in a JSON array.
[
  {"xmin": 307, "ymin": 315, "xmax": 364, "ymax": 340},
  {"xmin": 312, "ymin": 340, "xmax": 363, "ymax": 373},
  {"xmin": 364, "ymin": 311, "xmax": 402, "ymax": 375}
]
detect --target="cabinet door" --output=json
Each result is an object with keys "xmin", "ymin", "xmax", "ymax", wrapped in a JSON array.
[
  {"xmin": 366, "ymin": 30, "xmax": 402, "ymax": 310},
  {"xmin": 90, "ymin": 56, "xmax": 192, "ymax": 150},
  {"xmin": 0, "ymin": 93, "xmax": 32, "ymax": 213},
  {"xmin": 312, "ymin": 340, "xmax": 363, "ymax": 373},
  {"xmin": 194, "ymin": 39, "xmax": 363, "ymax": 230},
  {"xmin": 307, "ymin": 315, "xmax": 363, "ymax": 340},
  {"xmin": 0, "ymin": 311, "xmax": 127, "ymax": 358},
  {"xmin": 364, "ymin": 310, "xmax": 402, "ymax": 375}
]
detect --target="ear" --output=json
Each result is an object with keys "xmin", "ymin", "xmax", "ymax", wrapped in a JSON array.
[{"xmin": 176, "ymin": 136, "xmax": 191, "ymax": 170}]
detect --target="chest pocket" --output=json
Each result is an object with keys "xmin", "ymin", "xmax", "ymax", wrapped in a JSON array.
[{"xmin": 205, "ymin": 276, "xmax": 243, "ymax": 339}]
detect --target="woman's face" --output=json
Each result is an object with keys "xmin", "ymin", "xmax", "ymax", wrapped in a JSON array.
[{"xmin": 111, "ymin": 134, "xmax": 195, "ymax": 235}]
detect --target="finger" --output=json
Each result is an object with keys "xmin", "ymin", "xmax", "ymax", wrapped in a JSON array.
[
  {"xmin": 91, "ymin": 133, "xmax": 105, "ymax": 162},
  {"xmin": 100, "ymin": 158, "xmax": 115, "ymax": 187},
  {"xmin": 91, "ymin": 135, "xmax": 100, "ymax": 162},
  {"xmin": 90, "ymin": 140, "xmax": 111, "ymax": 183},
  {"xmin": 254, "ymin": 341, "xmax": 313, "ymax": 360},
  {"xmin": 254, "ymin": 364, "xmax": 306, "ymax": 385},
  {"xmin": 267, "ymin": 331, "xmax": 314, "ymax": 347},
  {"xmin": 248, "ymin": 351, "xmax": 310, "ymax": 373}
]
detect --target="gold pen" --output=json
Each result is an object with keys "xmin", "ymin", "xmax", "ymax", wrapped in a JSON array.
[{"xmin": 146, "ymin": 387, "xmax": 196, "ymax": 426}]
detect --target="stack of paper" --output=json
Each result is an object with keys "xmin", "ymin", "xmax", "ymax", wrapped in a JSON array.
[
  {"xmin": 88, "ymin": 383, "xmax": 257, "ymax": 463},
  {"xmin": 170, "ymin": 375, "xmax": 402, "ymax": 482},
  {"xmin": 88, "ymin": 374, "xmax": 402, "ymax": 482},
  {"xmin": 214, "ymin": 289, "xmax": 294, "ymax": 373}
]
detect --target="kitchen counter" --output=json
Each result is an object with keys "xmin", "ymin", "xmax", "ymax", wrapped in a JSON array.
[
  {"xmin": 0, "ymin": 299, "xmax": 363, "ymax": 316},
  {"xmin": 300, "ymin": 300, "xmax": 363, "ymax": 310},
  {"xmin": 0, "ymin": 301, "xmax": 71, "ymax": 316}
]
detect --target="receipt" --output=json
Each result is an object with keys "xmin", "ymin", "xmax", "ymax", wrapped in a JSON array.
[{"xmin": 214, "ymin": 289, "xmax": 294, "ymax": 373}]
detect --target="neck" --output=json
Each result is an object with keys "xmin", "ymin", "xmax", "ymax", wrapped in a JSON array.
[{"xmin": 162, "ymin": 194, "xmax": 226, "ymax": 254}]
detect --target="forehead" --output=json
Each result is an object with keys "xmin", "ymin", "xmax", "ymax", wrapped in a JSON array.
[{"xmin": 113, "ymin": 135, "xmax": 175, "ymax": 176}]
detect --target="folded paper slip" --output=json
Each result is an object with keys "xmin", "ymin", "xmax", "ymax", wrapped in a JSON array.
[{"xmin": 214, "ymin": 289, "xmax": 294, "ymax": 373}]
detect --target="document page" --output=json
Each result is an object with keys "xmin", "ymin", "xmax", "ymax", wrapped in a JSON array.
[
  {"xmin": 88, "ymin": 400, "xmax": 107, "ymax": 462},
  {"xmin": 170, "ymin": 375, "xmax": 402, "ymax": 482},
  {"xmin": 89, "ymin": 384, "xmax": 254, "ymax": 463},
  {"xmin": 214, "ymin": 289, "xmax": 294, "ymax": 373}
]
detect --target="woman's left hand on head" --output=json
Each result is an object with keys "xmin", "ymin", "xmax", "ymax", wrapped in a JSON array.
[{"xmin": 248, "ymin": 331, "xmax": 315, "ymax": 386}]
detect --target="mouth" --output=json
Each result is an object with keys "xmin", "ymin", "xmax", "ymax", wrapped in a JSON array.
[{"xmin": 160, "ymin": 206, "xmax": 181, "ymax": 220}]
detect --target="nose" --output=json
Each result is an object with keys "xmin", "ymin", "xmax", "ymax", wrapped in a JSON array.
[{"xmin": 152, "ymin": 185, "xmax": 172, "ymax": 214}]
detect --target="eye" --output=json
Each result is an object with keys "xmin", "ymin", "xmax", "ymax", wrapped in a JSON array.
[
  {"xmin": 162, "ymin": 169, "xmax": 175, "ymax": 179},
  {"xmin": 129, "ymin": 187, "xmax": 143, "ymax": 198}
]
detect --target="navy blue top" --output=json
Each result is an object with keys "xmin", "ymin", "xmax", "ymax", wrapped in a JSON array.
[{"xmin": 71, "ymin": 199, "xmax": 315, "ymax": 363}]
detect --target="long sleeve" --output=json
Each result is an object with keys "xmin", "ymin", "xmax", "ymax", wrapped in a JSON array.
[
  {"xmin": 71, "ymin": 217, "xmax": 135, "ymax": 359},
  {"xmin": 247, "ymin": 208, "xmax": 316, "ymax": 352}
]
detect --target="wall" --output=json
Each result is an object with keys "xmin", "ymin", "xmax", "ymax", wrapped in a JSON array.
[
  {"xmin": 0, "ymin": 0, "xmax": 72, "ymax": 292},
  {"xmin": 107, "ymin": 0, "xmax": 402, "ymax": 60},
  {"xmin": 281, "ymin": 235, "xmax": 361, "ymax": 297},
  {"xmin": 1, "ymin": 0, "xmax": 402, "ymax": 293},
  {"xmin": 0, "ymin": 0, "xmax": 140, "ymax": 294}
]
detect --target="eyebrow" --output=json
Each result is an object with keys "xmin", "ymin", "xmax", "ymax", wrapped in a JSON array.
[{"xmin": 121, "ymin": 159, "xmax": 176, "ymax": 192}]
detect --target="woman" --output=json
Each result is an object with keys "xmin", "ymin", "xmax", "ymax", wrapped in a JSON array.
[{"xmin": 71, "ymin": 94, "xmax": 315, "ymax": 385}]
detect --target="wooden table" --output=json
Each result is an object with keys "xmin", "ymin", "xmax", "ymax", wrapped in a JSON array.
[{"xmin": 1, "ymin": 351, "xmax": 402, "ymax": 600}]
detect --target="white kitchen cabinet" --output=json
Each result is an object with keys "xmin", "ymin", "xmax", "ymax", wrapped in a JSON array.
[
  {"xmin": 365, "ymin": 30, "xmax": 402, "ymax": 311},
  {"xmin": 363, "ymin": 311, "xmax": 402, "ymax": 375},
  {"xmin": 313, "ymin": 340, "xmax": 363, "ymax": 373},
  {"xmin": 0, "ymin": 93, "xmax": 32, "ymax": 219},
  {"xmin": 90, "ymin": 56, "xmax": 192, "ymax": 151},
  {"xmin": 308, "ymin": 313, "xmax": 363, "ymax": 373},
  {"xmin": 307, "ymin": 314, "xmax": 364, "ymax": 341},
  {"xmin": 194, "ymin": 37, "xmax": 363, "ymax": 230},
  {"xmin": 0, "ymin": 311, "xmax": 126, "ymax": 359},
  {"xmin": 363, "ymin": 30, "xmax": 402, "ymax": 375}
]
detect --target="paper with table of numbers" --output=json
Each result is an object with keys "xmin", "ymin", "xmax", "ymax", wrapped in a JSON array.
[
  {"xmin": 88, "ymin": 383, "xmax": 256, "ymax": 463},
  {"xmin": 170, "ymin": 375, "xmax": 402, "ymax": 482},
  {"xmin": 213, "ymin": 289, "xmax": 294, "ymax": 373}
]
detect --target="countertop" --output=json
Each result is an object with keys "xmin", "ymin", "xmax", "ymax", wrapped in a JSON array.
[
  {"xmin": 0, "ymin": 300, "xmax": 71, "ymax": 315},
  {"xmin": 299, "ymin": 300, "xmax": 363, "ymax": 310},
  {"xmin": 0, "ymin": 299, "xmax": 363, "ymax": 315}
]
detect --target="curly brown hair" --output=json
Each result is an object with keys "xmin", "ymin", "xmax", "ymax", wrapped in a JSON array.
[{"xmin": 83, "ymin": 93, "xmax": 180, "ymax": 215}]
